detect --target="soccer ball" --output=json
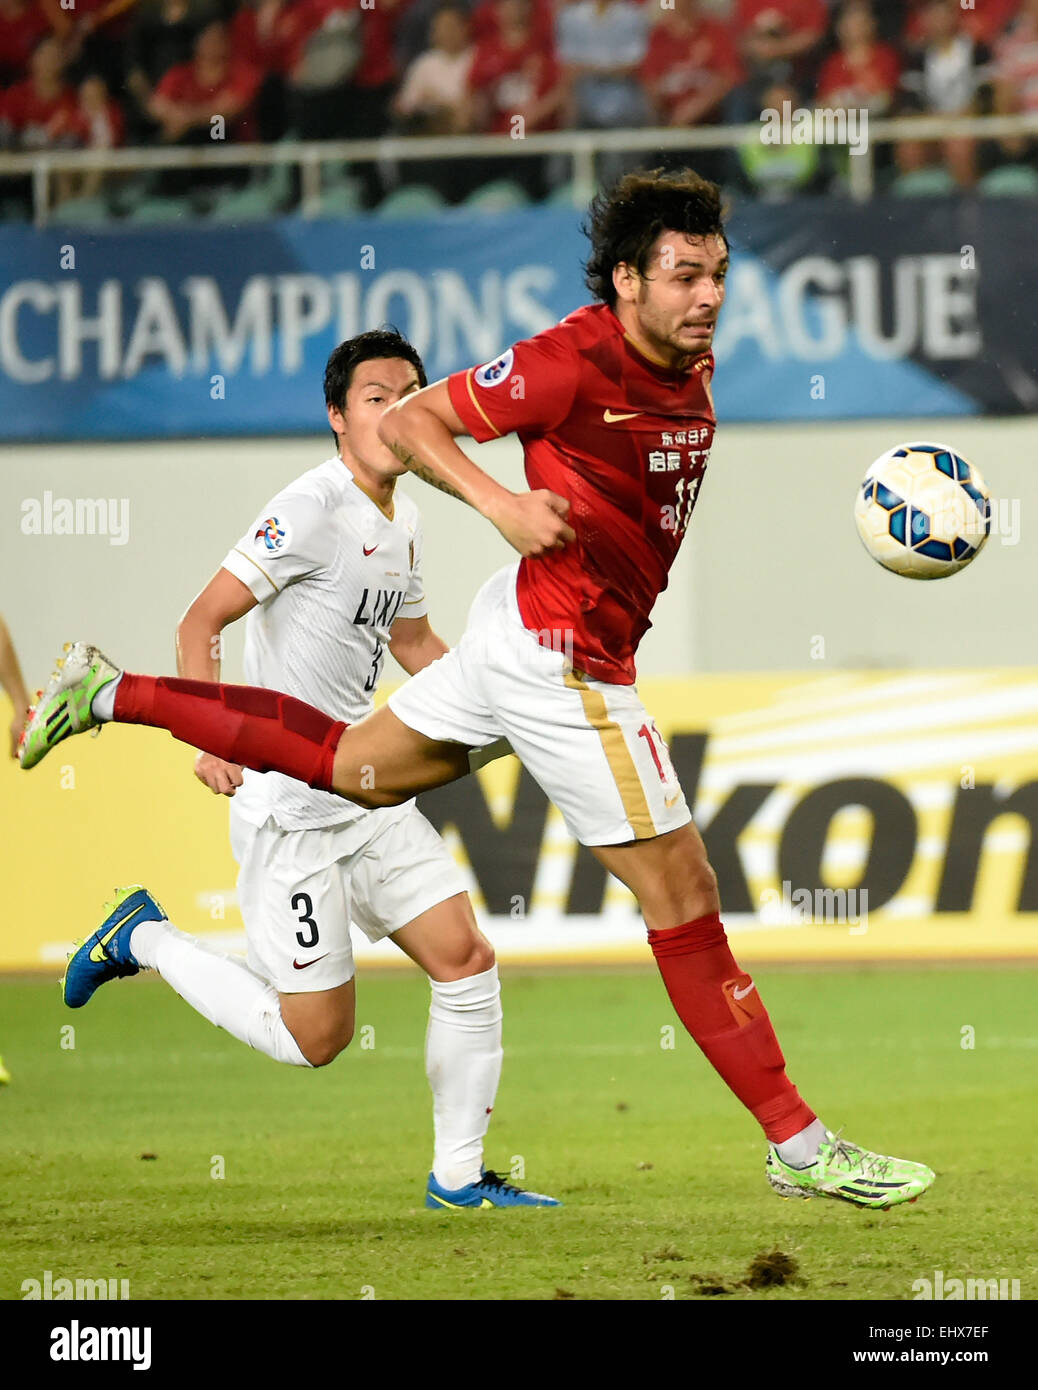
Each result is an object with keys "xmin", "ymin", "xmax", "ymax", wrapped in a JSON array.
[{"xmin": 853, "ymin": 442, "xmax": 991, "ymax": 580}]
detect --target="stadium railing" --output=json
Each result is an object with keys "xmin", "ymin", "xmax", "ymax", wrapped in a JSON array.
[{"xmin": 2, "ymin": 112, "xmax": 1038, "ymax": 227}]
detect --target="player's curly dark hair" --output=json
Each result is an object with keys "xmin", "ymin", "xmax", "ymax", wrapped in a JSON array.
[
  {"xmin": 323, "ymin": 329, "xmax": 427, "ymax": 442},
  {"xmin": 583, "ymin": 168, "xmax": 727, "ymax": 308}
]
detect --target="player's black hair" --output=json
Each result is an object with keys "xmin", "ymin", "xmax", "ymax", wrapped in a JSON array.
[
  {"xmin": 323, "ymin": 328, "xmax": 427, "ymax": 445},
  {"xmin": 583, "ymin": 168, "xmax": 727, "ymax": 308}
]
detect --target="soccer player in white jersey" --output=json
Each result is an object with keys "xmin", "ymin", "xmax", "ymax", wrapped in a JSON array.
[{"xmin": 58, "ymin": 331, "xmax": 557, "ymax": 1210}]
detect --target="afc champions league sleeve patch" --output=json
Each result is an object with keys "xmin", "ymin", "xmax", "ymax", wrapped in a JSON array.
[
  {"xmin": 474, "ymin": 347, "xmax": 515, "ymax": 389},
  {"xmin": 254, "ymin": 516, "xmax": 288, "ymax": 552}
]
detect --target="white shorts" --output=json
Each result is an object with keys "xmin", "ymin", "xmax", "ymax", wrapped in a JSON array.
[
  {"xmin": 230, "ymin": 803, "xmax": 468, "ymax": 993},
  {"xmin": 388, "ymin": 564, "xmax": 692, "ymax": 846}
]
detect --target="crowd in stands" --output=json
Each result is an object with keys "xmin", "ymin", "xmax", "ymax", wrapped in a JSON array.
[{"xmin": 2, "ymin": 0, "xmax": 1038, "ymax": 203}]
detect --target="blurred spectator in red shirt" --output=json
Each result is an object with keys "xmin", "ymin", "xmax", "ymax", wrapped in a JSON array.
[
  {"xmin": 471, "ymin": 0, "xmax": 552, "ymax": 48},
  {"xmin": 149, "ymin": 19, "xmax": 262, "ymax": 143},
  {"xmin": 0, "ymin": 35, "xmax": 80, "ymax": 147},
  {"xmin": 0, "ymin": 0, "xmax": 48, "ymax": 85},
  {"xmin": 641, "ymin": 0, "xmax": 743, "ymax": 127},
  {"xmin": 727, "ymin": 0, "xmax": 827, "ymax": 121},
  {"xmin": 463, "ymin": 0, "xmax": 563, "ymax": 199},
  {"xmin": 467, "ymin": 0, "xmax": 563, "ymax": 134},
  {"xmin": 125, "ymin": 0, "xmax": 216, "ymax": 141},
  {"xmin": 393, "ymin": 3, "xmax": 473, "ymax": 133},
  {"xmin": 233, "ymin": 0, "xmax": 312, "ymax": 76},
  {"xmin": 737, "ymin": 0, "xmax": 827, "ymax": 73},
  {"xmin": 816, "ymin": 1, "xmax": 900, "ymax": 115},
  {"xmin": 41, "ymin": 0, "xmax": 139, "ymax": 91},
  {"xmin": 231, "ymin": 0, "xmax": 312, "ymax": 139}
]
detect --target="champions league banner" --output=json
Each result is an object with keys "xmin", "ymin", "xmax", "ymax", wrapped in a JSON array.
[{"xmin": 0, "ymin": 198, "xmax": 1034, "ymax": 441}]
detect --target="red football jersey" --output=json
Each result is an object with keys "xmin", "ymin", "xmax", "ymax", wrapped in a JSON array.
[{"xmin": 447, "ymin": 303, "xmax": 716, "ymax": 685}]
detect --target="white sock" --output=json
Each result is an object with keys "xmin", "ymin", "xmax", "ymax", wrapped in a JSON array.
[
  {"xmin": 774, "ymin": 1117, "xmax": 829, "ymax": 1168},
  {"xmin": 130, "ymin": 920, "xmax": 312, "ymax": 1067},
  {"xmin": 426, "ymin": 964, "xmax": 503, "ymax": 1190},
  {"xmin": 91, "ymin": 673, "xmax": 122, "ymax": 722}
]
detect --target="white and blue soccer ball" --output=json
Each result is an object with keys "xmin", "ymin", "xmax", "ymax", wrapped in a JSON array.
[{"xmin": 853, "ymin": 442, "xmax": 991, "ymax": 580}]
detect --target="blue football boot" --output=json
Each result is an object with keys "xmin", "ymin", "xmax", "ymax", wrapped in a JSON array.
[
  {"xmin": 62, "ymin": 886, "xmax": 166, "ymax": 1008},
  {"xmin": 426, "ymin": 1168, "xmax": 561, "ymax": 1209}
]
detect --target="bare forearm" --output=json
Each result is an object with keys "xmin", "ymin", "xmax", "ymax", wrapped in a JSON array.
[
  {"xmin": 379, "ymin": 398, "xmax": 510, "ymax": 519},
  {"xmin": 398, "ymin": 452, "xmax": 469, "ymax": 503},
  {"xmin": 0, "ymin": 616, "xmax": 29, "ymax": 709},
  {"xmin": 391, "ymin": 630, "xmax": 449, "ymax": 676},
  {"xmin": 176, "ymin": 607, "xmax": 223, "ymax": 682}
]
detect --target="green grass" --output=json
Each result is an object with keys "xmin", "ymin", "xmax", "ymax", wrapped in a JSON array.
[{"xmin": 1, "ymin": 966, "xmax": 1035, "ymax": 1301}]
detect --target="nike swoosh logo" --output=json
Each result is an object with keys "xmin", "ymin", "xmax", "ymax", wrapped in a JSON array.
[
  {"xmin": 429, "ymin": 1192, "xmax": 495, "ymax": 1209},
  {"xmin": 602, "ymin": 409, "xmax": 643, "ymax": 423},
  {"xmin": 664, "ymin": 793, "xmax": 680, "ymax": 809},
  {"xmin": 733, "ymin": 982, "xmax": 755, "ymax": 1000},
  {"xmin": 363, "ymin": 545, "xmax": 378, "ymax": 556},
  {"xmin": 88, "ymin": 902, "xmax": 147, "ymax": 962},
  {"xmin": 292, "ymin": 954, "xmax": 329, "ymax": 970}
]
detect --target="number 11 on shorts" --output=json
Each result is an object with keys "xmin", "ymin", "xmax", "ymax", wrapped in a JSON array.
[{"xmin": 637, "ymin": 721, "xmax": 668, "ymax": 783}]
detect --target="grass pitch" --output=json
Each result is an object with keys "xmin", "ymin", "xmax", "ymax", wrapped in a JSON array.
[{"xmin": 1, "ymin": 964, "xmax": 1035, "ymax": 1301}]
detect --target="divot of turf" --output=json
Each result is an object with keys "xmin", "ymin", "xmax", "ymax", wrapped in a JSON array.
[
  {"xmin": 686, "ymin": 1249, "xmax": 800, "ymax": 1297},
  {"xmin": 743, "ymin": 1249, "xmax": 799, "ymax": 1290}
]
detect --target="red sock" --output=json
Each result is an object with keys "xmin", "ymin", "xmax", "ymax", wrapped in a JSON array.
[
  {"xmin": 648, "ymin": 912, "xmax": 815, "ymax": 1144},
  {"xmin": 113, "ymin": 674, "xmax": 346, "ymax": 793}
]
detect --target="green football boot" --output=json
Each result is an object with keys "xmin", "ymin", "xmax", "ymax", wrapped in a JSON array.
[
  {"xmin": 766, "ymin": 1131, "xmax": 935, "ymax": 1209},
  {"xmin": 18, "ymin": 642, "xmax": 121, "ymax": 770}
]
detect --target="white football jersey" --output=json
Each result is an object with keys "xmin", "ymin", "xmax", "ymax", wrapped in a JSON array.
[{"xmin": 220, "ymin": 457, "xmax": 427, "ymax": 830}]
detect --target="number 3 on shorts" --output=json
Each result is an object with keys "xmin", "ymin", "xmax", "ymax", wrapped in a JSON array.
[{"xmin": 292, "ymin": 891, "xmax": 319, "ymax": 948}]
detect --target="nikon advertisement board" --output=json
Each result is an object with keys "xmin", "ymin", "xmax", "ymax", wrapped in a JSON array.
[{"xmin": 3, "ymin": 670, "xmax": 1037, "ymax": 971}]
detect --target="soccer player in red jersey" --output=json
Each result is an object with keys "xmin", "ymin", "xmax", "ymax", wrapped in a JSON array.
[{"xmin": 22, "ymin": 170, "xmax": 934, "ymax": 1209}]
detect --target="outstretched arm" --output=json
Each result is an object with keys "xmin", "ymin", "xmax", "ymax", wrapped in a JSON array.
[
  {"xmin": 0, "ymin": 613, "xmax": 30, "ymax": 758},
  {"xmin": 176, "ymin": 568, "xmax": 257, "ymax": 795},
  {"xmin": 378, "ymin": 380, "xmax": 575, "ymax": 557}
]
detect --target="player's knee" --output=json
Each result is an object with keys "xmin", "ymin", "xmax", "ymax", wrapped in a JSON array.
[
  {"xmin": 691, "ymin": 856, "xmax": 719, "ymax": 902},
  {"xmin": 303, "ymin": 1036, "xmax": 350, "ymax": 1067},
  {"xmin": 431, "ymin": 932, "xmax": 496, "ymax": 981},
  {"xmin": 346, "ymin": 783, "xmax": 409, "ymax": 811},
  {"xmin": 681, "ymin": 862, "xmax": 719, "ymax": 919},
  {"xmin": 460, "ymin": 936, "xmax": 496, "ymax": 977},
  {"xmin": 644, "ymin": 843, "xmax": 718, "ymax": 922}
]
